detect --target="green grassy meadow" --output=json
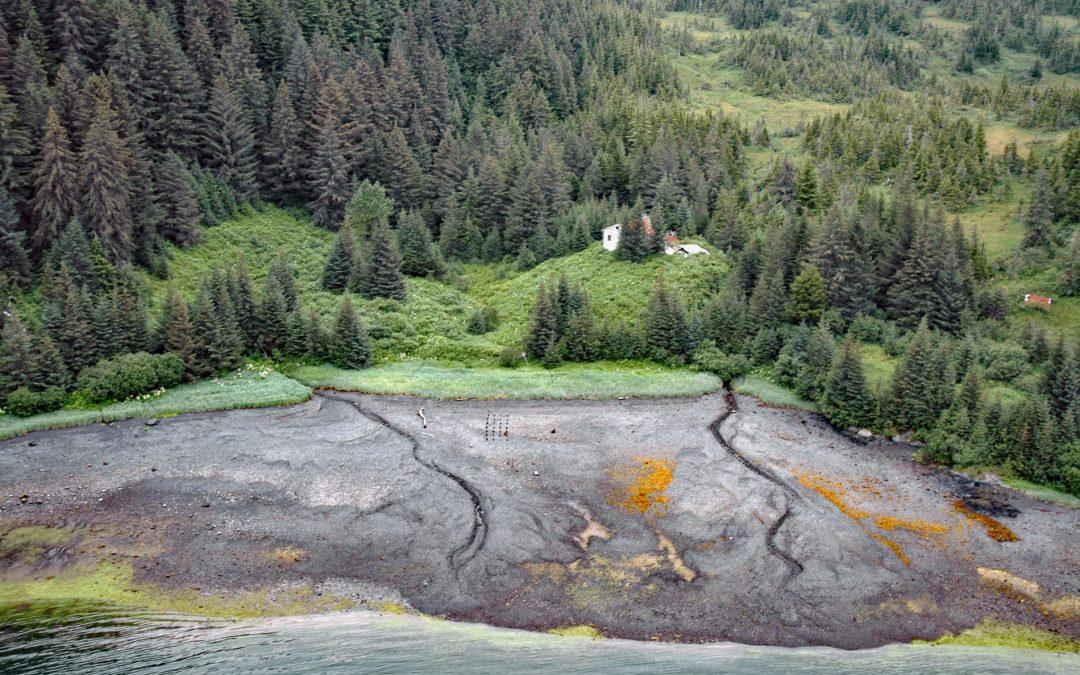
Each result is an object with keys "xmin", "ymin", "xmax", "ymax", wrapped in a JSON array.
[
  {"xmin": 290, "ymin": 360, "xmax": 721, "ymax": 400},
  {"xmin": 0, "ymin": 368, "xmax": 312, "ymax": 441}
]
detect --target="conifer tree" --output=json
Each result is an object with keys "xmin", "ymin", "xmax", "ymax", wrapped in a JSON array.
[
  {"xmin": 0, "ymin": 312, "xmax": 34, "ymax": 397},
  {"xmin": 614, "ymin": 216, "xmax": 649, "ymax": 262},
  {"xmin": 157, "ymin": 288, "xmax": 196, "ymax": 374},
  {"xmin": 29, "ymin": 108, "xmax": 78, "ymax": 255},
  {"xmin": 142, "ymin": 16, "xmax": 203, "ymax": 157},
  {"xmin": 787, "ymin": 265, "xmax": 827, "ymax": 323},
  {"xmin": 0, "ymin": 84, "xmax": 29, "ymax": 194},
  {"xmin": 379, "ymin": 125, "xmax": 422, "ymax": 208},
  {"xmin": 49, "ymin": 267, "xmax": 95, "ymax": 373},
  {"xmin": 259, "ymin": 276, "xmax": 289, "ymax": 354},
  {"xmin": 309, "ymin": 111, "xmax": 352, "ymax": 229},
  {"xmin": 79, "ymin": 103, "xmax": 132, "ymax": 261},
  {"xmin": 357, "ymin": 222, "xmax": 406, "ymax": 301},
  {"xmin": 30, "ymin": 334, "xmax": 70, "ymax": 391},
  {"xmin": 323, "ymin": 229, "xmax": 357, "ymax": 291},
  {"xmin": 328, "ymin": 294, "xmax": 371, "ymax": 369},
  {"xmin": 794, "ymin": 161, "xmax": 819, "ymax": 212},
  {"xmin": 268, "ymin": 251, "xmax": 298, "ymax": 311},
  {"xmin": 749, "ymin": 268, "xmax": 789, "ymax": 329},
  {"xmin": 154, "ymin": 152, "xmax": 201, "ymax": 247},
  {"xmin": 397, "ymin": 209, "xmax": 439, "ymax": 277},
  {"xmin": 562, "ymin": 295, "xmax": 596, "ymax": 362},
  {"xmin": 1043, "ymin": 339, "xmax": 1077, "ymax": 421},
  {"xmin": 821, "ymin": 339, "xmax": 874, "ymax": 429},
  {"xmin": 203, "ymin": 75, "xmax": 258, "ymax": 199},
  {"xmin": 230, "ymin": 254, "xmax": 259, "ymax": 349},
  {"xmin": 0, "ymin": 187, "xmax": 30, "ymax": 286},
  {"xmin": 527, "ymin": 283, "xmax": 558, "ymax": 360},
  {"xmin": 1023, "ymin": 169, "xmax": 1054, "ymax": 250},
  {"xmin": 890, "ymin": 319, "xmax": 947, "ymax": 431},
  {"xmin": 263, "ymin": 80, "xmax": 303, "ymax": 203},
  {"xmin": 645, "ymin": 273, "xmax": 689, "ymax": 359}
]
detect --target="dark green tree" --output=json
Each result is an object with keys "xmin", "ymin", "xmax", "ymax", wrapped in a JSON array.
[
  {"xmin": 645, "ymin": 273, "xmax": 689, "ymax": 359},
  {"xmin": 787, "ymin": 265, "xmax": 827, "ymax": 323},
  {"xmin": 323, "ymin": 229, "xmax": 357, "ymax": 291},
  {"xmin": 203, "ymin": 74, "xmax": 258, "ymax": 199},
  {"xmin": 357, "ymin": 222, "xmax": 406, "ymax": 301},
  {"xmin": 821, "ymin": 339, "xmax": 875, "ymax": 430},
  {"xmin": 526, "ymin": 283, "xmax": 558, "ymax": 360},
  {"xmin": 79, "ymin": 103, "xmax": 133, "ymax": 261},
  {"xmin": 396, "ymin": 209, "xmax": 439, "ymax": 277},
  {"xmin": 328, "ymin": 294, "xmax": 372, "ymax": 369},
  {"xmin": 29, "ymin": 108, "xmax": 78, "ymax": 255},
  {"xmin": 154, "ymin": 152, "xmax": 201, "ymax": 247}
]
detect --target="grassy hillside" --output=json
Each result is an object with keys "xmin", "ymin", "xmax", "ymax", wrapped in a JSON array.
[
  {"xmin": 154, "ymin": 208, "xmax": 730, "ymax": 364},
  {"xmin": 462, "ymin": 244, "xmax": 729, "ymax": 347}
]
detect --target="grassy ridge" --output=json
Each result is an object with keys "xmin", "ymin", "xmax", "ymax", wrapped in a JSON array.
[
  {"xmin": 0, "ymin": 369, "xmax": 312, "ymax": 441},
  {"xmin": 290, "ymin": 361, "xmax": 721, "ymax": 400},
  {"xmin": 461, "ymin": 245, "xmax": 729, "ymax": 347}
]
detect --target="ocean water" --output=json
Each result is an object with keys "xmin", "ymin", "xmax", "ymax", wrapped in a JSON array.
[{"xmin": 1, "ymin": 606, "xmax": 1076, "ymax": 674}]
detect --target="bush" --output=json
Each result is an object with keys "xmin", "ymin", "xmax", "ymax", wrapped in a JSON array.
[
  {"xmin": 5, "ymin": 386, "xmax": 67, "ymax": 417},
  {"xmin": 847, "ymin": 314, "xmax": 886, "ymax": 343},
  {"xmin": 693, "ymin": 340, "xmax": 751, "ymax": 382},
  {"xmin": 979, "ymin": 342, "xmax": 1028, "ymax": 381},
  {"xmin": 498, "ymin": 346, "xmax": 523, "ymax": 368},
  {"xmin": 77, "ymin": 352, "xmax": 186, "ymax": 403},
  {"xmin": 466, "ymin": 306, "xmax": 499, "ymax": 335}
]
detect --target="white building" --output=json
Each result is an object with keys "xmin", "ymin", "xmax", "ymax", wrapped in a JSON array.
[{"xmin": 602, "ymin": 223, "xmax": 623, "ymax": 251}]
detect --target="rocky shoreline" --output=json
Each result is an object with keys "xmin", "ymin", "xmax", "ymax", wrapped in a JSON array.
[{"xmin": 1, "ymin": 391, "xmax": 1077, "ymax": 648}]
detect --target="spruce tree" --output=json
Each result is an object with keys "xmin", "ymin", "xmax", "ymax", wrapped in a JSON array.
[
  {"xmin": 0, "ymin": 84, "xmax": 29, "ymax": 194},
  {"xmin": 645, "ymin": 273, "xmax": 689, "ymax": 359},
  {"xmin": 309, "ymin": 111, "xmax": 353, "ymax": 229},
  {"xmin": 379, "ymin": 125, "xmax": 423, "ymax": 208},
  {"xmin": 821, "ymin": 339, "xmax": 874, "ymax": 430},
  {"xmin": 79, "ymin": 103, "xmax": 133, "ymax": 262},
  {"xmin": 30, "ymin": 334, "xmax": 70, "ymax": 391},
  {"xmin": 29, "ymin": 108, "xmax": 78, "ymax": 255},
  {"xmin": 0, "ymin": 187, "xmax": 30, "ymax": 286},
  {"xmin": 259, "ymin": 276, "xmax": 289, "ymax": 354},
  {"xmin": 0, "ymin": 312, "xmax": 34, "ymax": 397},
  {"xmin": 794, "ymin": 161, "xmax": 819, "ymax": 212},
  {"xmin": 526, "ymin": 283, "xmax": 558, "ymax": 360},
  {"xmin": 50, "ymin": 267, "xmax": 96, "ymax": 373},
  {"xmin": 262, "ymin": 80, "xmax": 302, "ymax": 203},
  {"xmin": 562, "ymin": 296, "xmax": 596, "ymax": 362},
  {"xmin": 323, "ymin": 229, "xmax": 357, "ymax": 291},
  {"xmin": 268, "ymin": 251, "xmax": 298, "ymax": 311},
  {"xmin": 204, "ymin": 74, "xmax": 258, "ymax": 199},
  {"xmin": 157, "ymin": 288, "xmax": 196, "ymax": 374},
  {"xmin": 357, "ymin": 222, "xmax": 406, "ymax": 301},
  {"xmin": 890, "ymin": 319, "xmax": 947, "ymax": 431},
  {"xmin": 328, "ymin": 294, "xmax": 371, "ymax": 369},
  {"xmin": 787, "ymin": 265, "xmax": 827, "ymax": 323},
  {"xmin": 230, "ymin": 254, "xmax": 259, "ymax": 349},
  {"xmin": 397, "ymin": 209, "xmax": 439, "ymax": 277},
  {"xmin": 154, "ymin": 152, "xmax": 201, "ymax": 247},
  {"xmin": 1023, "ymin": 169, "xmax": 1054, "ymax": 250}
]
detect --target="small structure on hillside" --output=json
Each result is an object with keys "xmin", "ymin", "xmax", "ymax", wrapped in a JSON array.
[
  {"xmin": 602, "ymin": 215, "xmax": 707, "ymax": 256},
  {"xmin": 669, "ymin": 243, "xmax": 710, "ymax": 257},
  {"xmin": 603, "ymin": 214, "xmax": 656, "ymax": 251},
  {"xmin": 1023, "ymin": 293, "xmax": 1053, "ymax": 308}
]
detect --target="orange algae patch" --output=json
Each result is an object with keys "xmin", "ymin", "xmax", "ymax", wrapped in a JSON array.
[
  {"xmin": 610, "ymin": 458, "xmax": 675, "ymax": 516},
  {"xmin": 953, "ymin": 501, "xmax": 1019, "ymax": 542},
  {"xmin": 794, "ymin": 470, "xmax": 869, "ymax": 520},
  {"xmin": 870, "ymin": 532, "xmax": 910, "ymax": 566},
  {"xmin": 873, "ymin": 516, "xmax": 949, "ymax": 535}
]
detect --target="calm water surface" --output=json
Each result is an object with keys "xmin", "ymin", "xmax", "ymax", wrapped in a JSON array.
[{"xmin": 1, "ymin": 606, "xmax": 1077, "ymax": 674}]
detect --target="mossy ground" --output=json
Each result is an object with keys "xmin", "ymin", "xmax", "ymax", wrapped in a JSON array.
[
  {"xmin": 547, "ymin": 625, "xmax": 603, "ymax": 639},
  {"xmin": 0, "ymin": 561, "xmax": 353, "ymax": 620},
  {"xmin": 926, "ymin": 620, "xmax": 1080, "ymax": 653}
]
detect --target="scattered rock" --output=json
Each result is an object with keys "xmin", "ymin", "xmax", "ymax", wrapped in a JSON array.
[
  {"xmin": 27, "ymin": 441, "xmax": 36, "ymax": 447},
  {"xmin": 146, "ymin": 418, "xmax": 159, "ymax": 427},
  {"xmin": 856, "ymin": 429, "xmax": 873, "ymax": 440}
]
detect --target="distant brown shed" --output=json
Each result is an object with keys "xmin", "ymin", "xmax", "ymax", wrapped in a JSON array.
[{"xmin": 1023, "ymin": 293, "xmax": 1053, "ymax": 307}]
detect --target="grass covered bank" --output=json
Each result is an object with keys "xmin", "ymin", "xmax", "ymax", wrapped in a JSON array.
[
  {"xmin": 289, "ymin": 361, "xmax": 721, "ymax": 400},
  {"xmin": 0, "ymin": 369, "xmax": 312, "ymax": 441}
]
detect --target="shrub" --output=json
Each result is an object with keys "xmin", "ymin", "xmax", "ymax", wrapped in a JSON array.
[
  {"xmin": 466, "ymin": 306, "xmax": 499, "ymax": 335},
  {"xmin": 979, "ymin": 342, "xmax": 1028, "ymax": 381},
  {"xmin": 692, "ymin": 340, "xmax": 751, "ymax": 382},
  {"xmin": 77, "ymin": 352, "xmax": 186, "ymax": 403},
  {"xmin": 498, "ymin": 346, "xmax": 523, "ymax": 368},
  {"xmin": 5, "ymin": 386, "xmax": 66, "ymax": 417},
  {"xmin": 847, "ymin": 314, "xmax": 886, "ymax": 343}
]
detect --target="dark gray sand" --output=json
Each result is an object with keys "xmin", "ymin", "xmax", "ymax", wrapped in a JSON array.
[{"xmin": 2, "ymin": 391, "xmax": 1077, "ymax": 648}]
